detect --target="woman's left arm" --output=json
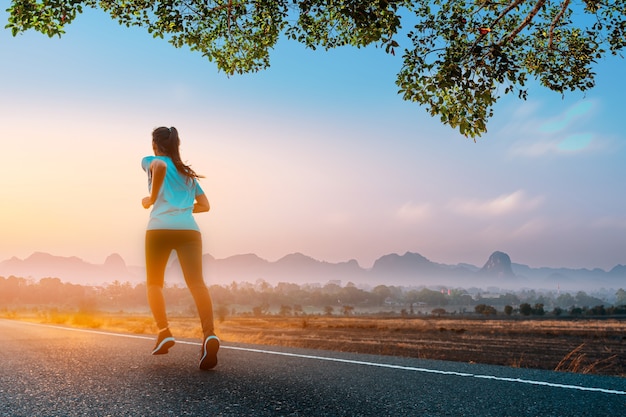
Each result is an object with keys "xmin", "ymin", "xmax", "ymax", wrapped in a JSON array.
[
  {"xmin": 193, "ymin": 193, "xmax": 210, "ymax": 213},
  {"xmin": 142, "ymin": 159, "xmax": 167, "ymax": 209}
]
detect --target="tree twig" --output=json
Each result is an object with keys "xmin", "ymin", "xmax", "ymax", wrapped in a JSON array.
[
  {"xmin": 491, "ymin": 0, "xmax": 528, "ymax": 29},
  {"xmin": 500, "ymin": 0, "xmax": 547, "ymax": 45}
]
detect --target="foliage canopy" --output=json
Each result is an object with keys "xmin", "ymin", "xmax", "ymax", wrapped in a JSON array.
[{"xmin": 6, "ymin": 1, "xmax": 626, "ymax": 138}]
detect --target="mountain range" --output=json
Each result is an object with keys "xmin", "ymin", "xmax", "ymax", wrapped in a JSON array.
[{"xmin": 1, "ymin": 251, "xmax": 624, "ymax": 291}]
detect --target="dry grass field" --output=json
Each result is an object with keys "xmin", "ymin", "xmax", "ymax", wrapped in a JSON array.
[
  {"xmin": 3, "ymin": 310, "xmax": 625, "ymax": 377},
  {"xmin": 216, "ymin": 316, "xmax": 626, "ymax": 377}
]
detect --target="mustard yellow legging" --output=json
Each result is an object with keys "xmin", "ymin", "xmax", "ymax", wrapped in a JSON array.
[{"xmin": 145, "ymin": 230, "xmax": 214, "ymax": 338}]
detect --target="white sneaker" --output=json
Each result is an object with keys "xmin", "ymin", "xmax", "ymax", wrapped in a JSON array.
[{"xmin": 199, "ymin": 335, "xmax": 220, "ymax": 370}]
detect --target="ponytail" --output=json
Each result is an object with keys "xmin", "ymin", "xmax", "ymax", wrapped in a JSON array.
[{"xmin": 152, "ymin": 126, "xmax": 202, "ymax": 180}]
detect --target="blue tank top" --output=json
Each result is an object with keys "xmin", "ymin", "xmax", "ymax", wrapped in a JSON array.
[{"xmin": 142, "ymin": 156, "xmax": 204, "ymax": 231}]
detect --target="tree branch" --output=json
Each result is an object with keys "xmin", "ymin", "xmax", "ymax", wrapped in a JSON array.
[
  {"xmin": 228, "ymin": 0, "xmax": 233, "ymax": 32},
  {"xmin": 548, "ymin": 0, "xmax": 571, "ymax": 49}
]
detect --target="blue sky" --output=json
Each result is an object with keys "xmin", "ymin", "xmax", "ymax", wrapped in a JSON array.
[{"xmin": 1, "ymin": 6, "xmax": 624, "ymax": 272}]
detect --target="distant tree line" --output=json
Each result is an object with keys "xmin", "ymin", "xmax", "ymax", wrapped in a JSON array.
[
  {"xmin": 476, "ymin": 302, "xmax": 626, "ymax": 317},
  {"xmin": 1, "ymin": 276, "xmax": 625, "ymax": 319}
]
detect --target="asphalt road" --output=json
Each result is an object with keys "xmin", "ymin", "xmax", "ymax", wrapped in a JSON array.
[{"xmin": 0, "ymin": 319, "xmax": 624, "ymax": 417}]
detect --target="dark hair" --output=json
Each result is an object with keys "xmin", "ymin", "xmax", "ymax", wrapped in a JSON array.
[{"xmin": 152, "ymin": 126, "xmax": 202, "ymax": 180}]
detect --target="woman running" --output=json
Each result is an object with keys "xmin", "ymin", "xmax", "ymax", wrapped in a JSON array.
[{"xmin": 141, "ymin": 126, "xmax": 219, "ymax": 370}]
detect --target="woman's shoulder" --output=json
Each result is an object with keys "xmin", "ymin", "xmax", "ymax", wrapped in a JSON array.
[
  {"xmin": 141, "ymin": 156, "xmax": 154, "ymax": 171},
  {"xmin": 142, "ymin": 156, "xmax": 169, "ymax": 170}
]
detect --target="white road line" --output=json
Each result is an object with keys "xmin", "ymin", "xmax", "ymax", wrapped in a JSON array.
[
  {"xmin": 14, "ymin": 321, "xmax": 626, "ymax": 396},
  {"xmin": 224, "ymin": 346, "xmax": 626, "ymax": 395}
]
